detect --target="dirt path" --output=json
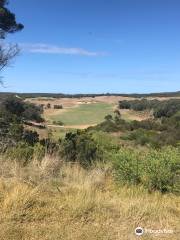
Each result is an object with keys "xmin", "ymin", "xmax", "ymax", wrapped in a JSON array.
[{"xmin": 47, "ymin": 124, "xmax": 97, "ymax": 129}]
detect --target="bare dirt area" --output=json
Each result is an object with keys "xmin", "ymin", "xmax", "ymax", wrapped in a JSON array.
[
  {"xmin": 26, "ymin": 97, "xmax": 97, "ymax": 108},
  {"xmin": 48, "ymin": 124, "xmax": 96, "ymax": 129}
]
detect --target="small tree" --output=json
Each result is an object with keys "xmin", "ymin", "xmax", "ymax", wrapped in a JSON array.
[
  {"xmin": 114, "ymin": 109, "xmax": 121, "ymax": 124},
  {"xmin": 46, "ymin": 103, "xmax": 51, "ymax": 109},
  {"xmin": 114, "ymin": 109, "xmax": 121, "ymax": 117},
  {"xmin": 104, "ymin": 114, "xmax": 113, "ymax": 121}
]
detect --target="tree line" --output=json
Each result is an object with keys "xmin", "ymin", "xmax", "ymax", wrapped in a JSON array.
[
  {"xmin": 119, "ymin": 98, "xmax": 180, "ymax": 118},
  {"xmin": 1, "ymin": 91, "xmax": 180, "ymax": 100}
]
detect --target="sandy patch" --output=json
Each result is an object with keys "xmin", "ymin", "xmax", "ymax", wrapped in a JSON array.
[{"xmin": 47, "ymin": 124, "xmax": 96, "ymax": 130}]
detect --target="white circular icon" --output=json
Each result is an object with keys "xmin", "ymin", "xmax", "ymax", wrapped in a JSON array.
[{"xmin": 135, "ymin": 227, "xmax": 144, "ymax": 236}]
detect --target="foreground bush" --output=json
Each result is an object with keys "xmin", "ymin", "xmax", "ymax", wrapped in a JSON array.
[
  {"xmin": 113, "ymin": 147, "xmax": 180, "ymax": 193},
  {"xmin": 113, "ymin": 149, "xmax": 142, "ymax": 185},
  {"xmin": 144, "ymin": 147, "xmax": 180, "ymax": 193}
]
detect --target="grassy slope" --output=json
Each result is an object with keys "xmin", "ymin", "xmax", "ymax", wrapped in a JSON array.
[
  {"xmin": 49, "ymin": 127, "xmax": 77, "ymax": 140},
  {"xmin": 0, "ymin": 157, "xmax": 179, "ymax": 240},
  {"xmin": 48, "ymin": 103, "xmax": 114, "ymax": 126}
]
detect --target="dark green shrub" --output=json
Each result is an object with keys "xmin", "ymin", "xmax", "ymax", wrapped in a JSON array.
[
  {"xmin": 76, "ymin": 134, "xmax": 98, "ymax": 167},
  {"xmin": 23, "ymin": 130, "xmax": 39, "ymax": 145},
  {"xmin": 61, "ymin": 131, "xmax": 100, "ymax": 167}
]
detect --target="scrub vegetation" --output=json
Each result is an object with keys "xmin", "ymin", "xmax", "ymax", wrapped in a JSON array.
[
  {"xmin": 0, "ymin": 95, "xmax": 180, "ymax": 239},
  {"xmin": 0, "ymin": 1, "xmax": 179, "ymax": 239}
]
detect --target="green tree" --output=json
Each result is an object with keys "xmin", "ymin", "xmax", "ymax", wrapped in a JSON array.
[
  {"xmin": 0, "ymin": 0, "xmax": 23, "ymax": 38},
  {"xmin": 104, "ymin": 114, "xmax": 113, "ymax": 121},
  {"xmin": 62, "ymin": 131, "xmax": 99, "ymax": 167},
  {"xmin": 46, "ymin": 103, "xmax": 51, "ymax": 109}
]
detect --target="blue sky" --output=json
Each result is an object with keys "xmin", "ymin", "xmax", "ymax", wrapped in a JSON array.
[{"xmin": 2, "ymin": 0, "xmax": 180, "ymax": 93}]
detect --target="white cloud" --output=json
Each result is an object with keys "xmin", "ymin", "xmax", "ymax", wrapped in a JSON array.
[{"xmin": 20, "ymin": 43, "xmax": 106, "ymax": 57}]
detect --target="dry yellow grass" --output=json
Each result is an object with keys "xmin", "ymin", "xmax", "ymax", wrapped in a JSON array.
[{"xmin": 0, "ymin": 157, "xmax": 179, "ymax": 240}]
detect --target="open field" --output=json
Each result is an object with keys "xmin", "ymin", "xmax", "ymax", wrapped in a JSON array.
[
  {"xmin": 26, "ymin": 96, "xmax": 153, "ymax": 132},
  {"xmin": 0, "ymin": 157, "xmax": 179, "ymax": 240},
  {"xmin": 25, "ymin": 95, "xmax": 180, "ymax": 140},
  {"xmin": 47, "ymin": 103, "xmax": 114, "ymax": 126}
]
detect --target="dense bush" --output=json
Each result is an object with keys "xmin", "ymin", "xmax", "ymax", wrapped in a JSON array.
[
  {"xmin": 0, "ymin": 96, "xmax": 44, "ymax": 122},
  {"xmin": 123, "ymin": 129, "xmax": 158, "ymax": 146},
  {"xmin": 61, "ymin": 131, "xmax": 101, "ymax": 167},
  {"xmin": 23, "ymin": 130, "xmax": 39, "ymax": 145},
  {"xmin": 153, "ymin": 100, "xmax": 180, "ymax": 118},
  {"xmin": 113, "ymin": 147, "xmax": 180, "ymax": 193},
  {"xmin": 153, "ymin": 129, "xmax": 180, "ymax": 147},
  {"xmin": 113, "ymin": 149, "xmax": 142, "ymax": 184},
  {"xmin": 0, "ymin": 96, "xmax": 43, "ymax": 151},
  {"xmin": 129, "ymin": 119, "xmax": 162, "ymax": 131},
  {"xmin": 119, "ymin": 98, "xmax": 180, "ymax": 119},
  {"xmin": 144, "ymin": 147, "xmax": 180, "ymax": 193},
  {"xmin": 119, "ymin": 99, "xmax": 158, "ymax": 111},
  {"xmin": 22, "ymin": 102, "xmax": 44, "ymax": 122}
]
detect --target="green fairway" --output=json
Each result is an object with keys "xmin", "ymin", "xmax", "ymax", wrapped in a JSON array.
[{"xmin": 49, "ymin": 103, "xmax": 114, "ymax": 126}]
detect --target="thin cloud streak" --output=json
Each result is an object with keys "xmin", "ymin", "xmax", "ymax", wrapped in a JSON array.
[{"xmin": 20, "ymin": 43, "xmax": 107, "ymax": 57}]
